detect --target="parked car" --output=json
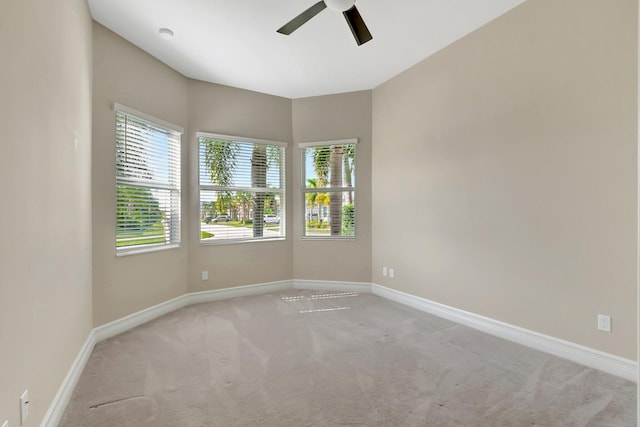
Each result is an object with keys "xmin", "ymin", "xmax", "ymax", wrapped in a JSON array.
[
  {"xmin": 204, "ymin": 215, "xmax": 215, "ymax": 224},
  {"xmin": 212, "ymin": 215, "xmax": 230, "ymax": 222},
  {"xmin": 264, "ymin": 214, "xmax": 280, "ymax": 225}
]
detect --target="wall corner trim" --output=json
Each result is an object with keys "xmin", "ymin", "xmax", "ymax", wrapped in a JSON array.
[{"xmin": 371, "ymin": 283, "xmax": 638, "ymax": 382}]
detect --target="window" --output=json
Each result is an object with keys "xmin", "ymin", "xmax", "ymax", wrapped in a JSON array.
[
  {"xmin": 301, "ymin": 139, "xmax": 356, "ymax": 238},
  {"xmin": 115, "ymin": 104, "xmax": 182, "ymax": 253},
  {"xmin": 198, "ymin": 133, "xmax": 286, "ymax": 243}
]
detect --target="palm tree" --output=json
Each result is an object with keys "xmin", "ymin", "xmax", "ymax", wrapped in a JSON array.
[
  {"xmin": 312, "ymin": 144, "xmax": 346, "ymax": 235},
  {"xmin": 203, "ymin": 138, "xmax": 273, "ymax": 238},
  {"xmin": 306, "ymin": 179, "xmax": 319, "ymax": 224},
  {"xmin": 316, "ymin": 192, "xmax": 330, "ymax": 225},
  {"xmin": 312, "ymin": 146, "xmax": 330, "ymax": 187},
  {"xmin": 343, "ymin": 144, "xmax": 355, "ymax": 204},
  {"xmin": 203, "ymin": 138, "xmax": 238, "ymax": 219},
  {"xmin": 234, "ymin": 192, "xmax": 252, "ymax": 223}
]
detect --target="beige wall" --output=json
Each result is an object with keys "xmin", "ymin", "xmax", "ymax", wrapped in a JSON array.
[
  {"xmin": 92, "ymin": 26, "xmax": 295, "ymax": 312},
  {"xmin": 292, "ymin": 92, "xmax": 372, "ymax": 282},
  {"xmin": 92, "ymin": 26, "xmax": 374, "ymax": 297},
  {"xmin": 92, "ymin": 25, "xmax": 372, "ymax": 303},
  {"xmin": 372, "ymin": 0, "xmax": 638, "ymax": 359},
  {"xmin": 0, "ymin": 0, "xmax": 93, "ymax": 425},
  {"xmin": 92, "ymin": 24, "xmax": 190, "ymax": 325},
  {"xmin": 186, "ymin": 80, "xmax": 294, "ymax": 291}
]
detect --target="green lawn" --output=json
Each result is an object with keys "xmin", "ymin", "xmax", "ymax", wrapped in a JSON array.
[
  {"xmin": 117, "ymin": 224, "xmax": 165, "ymax": 247},
  {"xmin": 305, "ymin": 228, "xmax": 331, "ymax": 235},
  {"xmin": 212, "ymin": 221, "xmax": 280, "ymax": 231}
]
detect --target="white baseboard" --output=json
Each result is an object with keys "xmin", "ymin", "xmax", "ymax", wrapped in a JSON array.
[
  {"xmin": 294, "ymin": 279, "xmax": 372, "ymax": 293},
  {"xmin": 93, "ymin": 279, "xmax": 368, "ymax": 345},
  {"xmin": 372, "ymin": 283, "xmax": 638, "ymax": 382},
  {"xmin": 45, "ymin": 279, "xmax": 637, "ymax": 426},
  {"xmin": 40, "ymin": 331, "xmax": 96, "ymax": 427},
  {"xmin": 187, "ymin": 280, "xmax": 295, "ymax": 305},
  {"xmin": 93, "ymin": 294, "xmax": 190, "ymax": 343},
  {"xmin": 46, "ymin": 280, "xmax": 297, "ymax": 426},
  {"xmin": 94, "ymin": 280, "xmax": 295, "ymax": 342}
]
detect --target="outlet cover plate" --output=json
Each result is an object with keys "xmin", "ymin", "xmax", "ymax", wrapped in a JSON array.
[
  {"xmin": 597, "ymin": 314, "xmax": 611, "ymax": 332},
  {"xmin": 202, "ymin": 271, "xmax": 208, "ymax": 281}
]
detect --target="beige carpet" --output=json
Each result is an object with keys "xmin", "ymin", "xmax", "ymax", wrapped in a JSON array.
[{"xmin": 60, "ymin": 290, "xmax": 636, "ymax": 426}]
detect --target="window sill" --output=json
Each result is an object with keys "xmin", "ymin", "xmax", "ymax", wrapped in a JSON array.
[
  {"xmin": 199, "ymin": 237, "xmax": 286, "ymax": 247},
  {"xmin": 116, "ymin": 243, "xmax": 181, "ymax": 257},
  {"xmin": 300, "ymin": 236, "xmax": 357, "ymax": 241}
]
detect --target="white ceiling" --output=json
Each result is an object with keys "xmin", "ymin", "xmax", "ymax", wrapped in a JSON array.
[{"xmin": 88, "ymin": 0, "xmax": 526, "ymax": 99}]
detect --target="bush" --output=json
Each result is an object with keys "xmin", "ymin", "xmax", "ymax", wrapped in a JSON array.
[
  {"xmin": 342, "ymin": 204, "xmax": 355, "ymax": 236},
  {"xmin": 307, "ymin": 219, "xmax": 328, "ymax": 229}
]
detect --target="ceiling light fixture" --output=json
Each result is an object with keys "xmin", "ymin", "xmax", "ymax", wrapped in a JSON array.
[
  {"xmin": 324, "ymin": 0, "xmax": 356, "ymax": 12},
  {"xmin": 158, "ymin": 28, "xmax": 174, "ymax": 40}
]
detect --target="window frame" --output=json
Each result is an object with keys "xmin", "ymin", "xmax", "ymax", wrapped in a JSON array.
[
  {"xmin": 300, "ymin": 138, "xmax": 358, "ymax": 240},
  {"xmin": 197, "ymin": 132, "xmax": 287, "ymax": 245},
  {"xmin": 114, "ymin": 103, "xmax": 183, "ymax": 256}
]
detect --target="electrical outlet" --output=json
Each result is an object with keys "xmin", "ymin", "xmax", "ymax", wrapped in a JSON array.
[
  {"xmin": 389, "ymin": 268, "xmax": 395, "ymax": 279},
  {"xmin": 597, "ymin": 314, "xmax": 611, "ymax": 332},
  {"xmin": 201, "ymin": 271, "xmax": 208, "ymax": 281},
  {"xmin": 382, "ymin": 267, "xmax": 387, "ymax": 277},
  {"xmin": 20, "ymin": 390, "xmax": 29, "ymax": 425}
]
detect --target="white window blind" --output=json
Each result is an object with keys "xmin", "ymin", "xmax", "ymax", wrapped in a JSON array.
[
  {"xmin": 198, "ymin": 133, "xmax": 286, "ymax": 243},
  {"xmin": 301, "ymin": 139, "xmax": 357, "ymax": 238},
  {"xmin": 115, "ymin": 107, "xmax": 181, "ymax": 253}
]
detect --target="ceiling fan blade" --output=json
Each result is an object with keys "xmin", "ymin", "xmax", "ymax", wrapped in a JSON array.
[
  {"xmin": 343, "ymin": 5, "xmax": 372, "ymax": 46},
  {"xmin": 277, "ymin": 1, "xmax": 327, "ymax": 35}
]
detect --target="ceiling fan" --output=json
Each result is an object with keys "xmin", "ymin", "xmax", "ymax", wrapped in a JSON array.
[{"xmin": 277, "ymin": 0, "xmax": 373, "ymax": 46}]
